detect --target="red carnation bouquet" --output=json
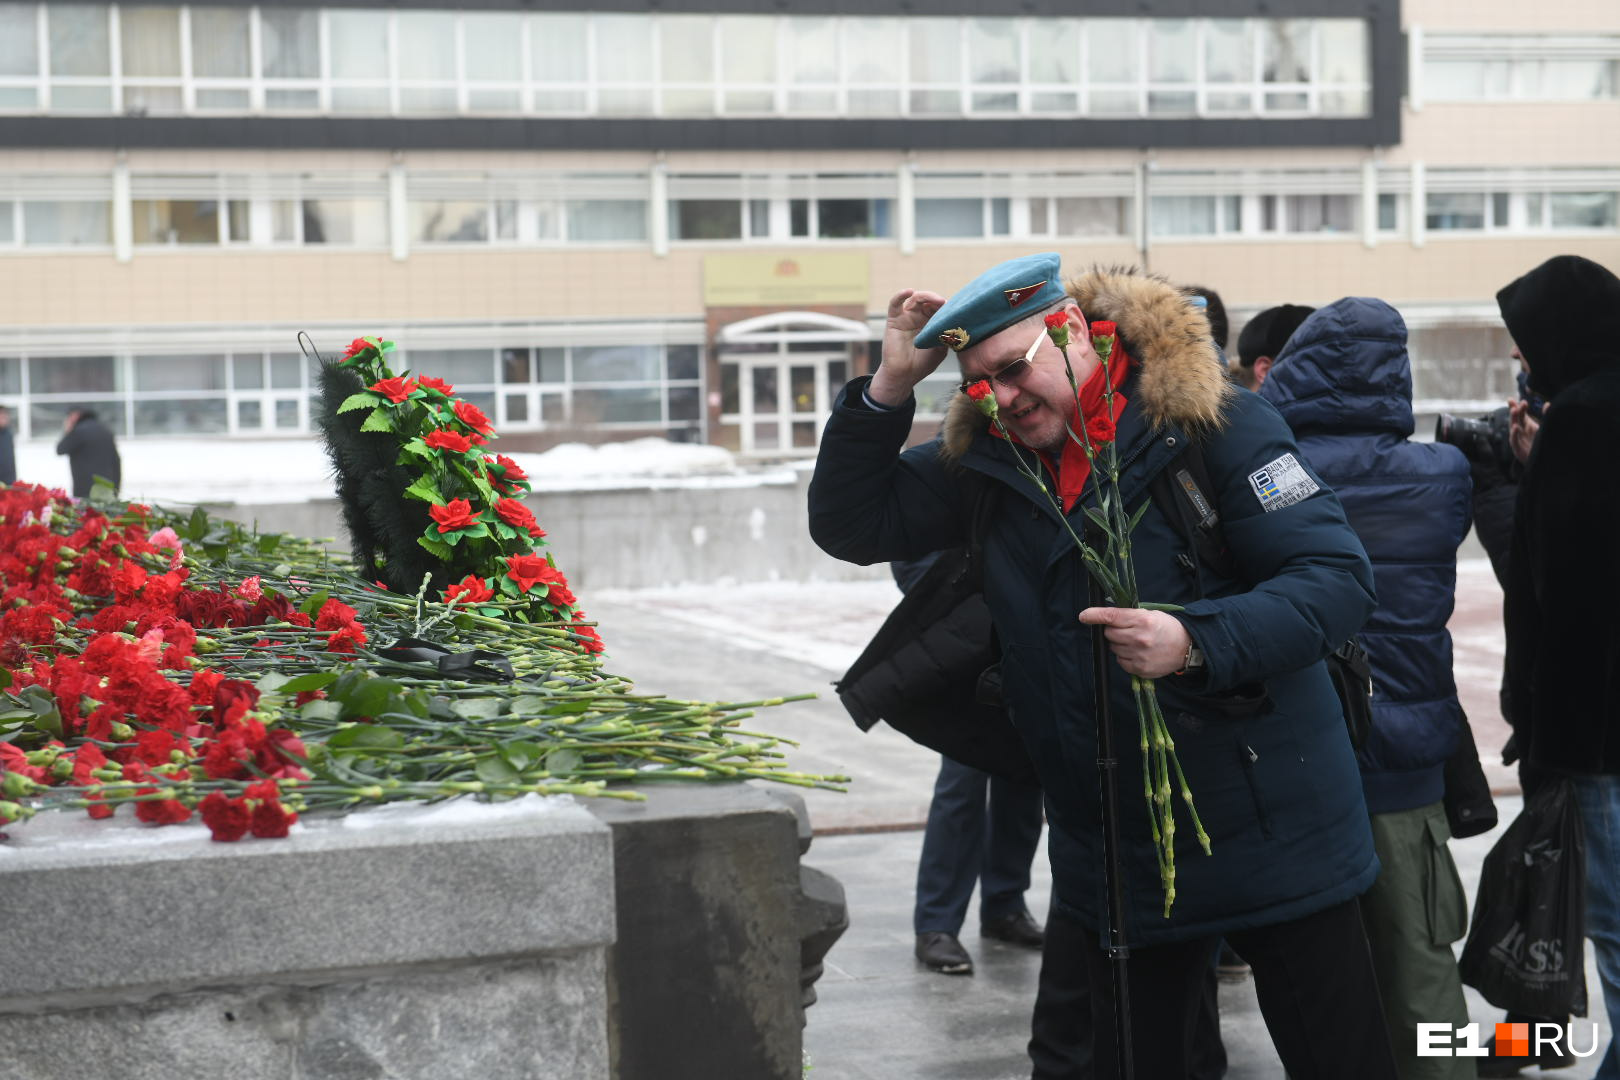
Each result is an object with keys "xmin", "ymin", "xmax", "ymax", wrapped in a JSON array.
[{"xmin": 327, "ymin": 336, "xmax": 600, "ymax": 653}]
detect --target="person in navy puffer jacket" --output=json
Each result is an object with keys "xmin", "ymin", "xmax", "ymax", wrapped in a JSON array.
[{"xmin": 1262, "ymin": 297, "xmax": 1475, "ymax": 1080}]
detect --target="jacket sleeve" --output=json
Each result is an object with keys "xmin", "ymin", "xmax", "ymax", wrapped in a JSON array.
[
  {"xmin": 55, "ymin": 426, "xmax": 82, "ymax": 457},
  {"xmin": 1175, "ymin": 392, "xmax": 1378, "ymax": 693},
  {"xmin": 808, "ymin": 377, "xmax": 969, "ymax": 566}
]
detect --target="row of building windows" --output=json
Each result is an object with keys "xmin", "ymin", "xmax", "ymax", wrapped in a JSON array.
[
  {"xmin": 0, "ymin": 345, "xmax": 705, "ymax": 440},
  {"xmin": 4, "ymin": 168, "xmax": 1619, "ymax": 251},
  {"xmin": 0, "ymin": 5, "xmax": 1372, "ymax": 120},
  {"xmin": 1421, "ymin": 34, "xmax": 1620, "ymax": 103}
]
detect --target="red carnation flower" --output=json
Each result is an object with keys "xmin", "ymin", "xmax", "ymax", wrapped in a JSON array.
[
  {"xmin": 444, "ymin": 575, "xmax": 494, "ymax": 605},
  {"xmin": 315, "ymin": 599, "xmax": 359, "ymax": 632},
  {"xmin": 964, "ymin": 380, "xmax": 992, "ymax": 402},
  {"xmin": 249, "ymin": 798, "xmax": 297, "ymax": 838},
  {"xmin": 424, "ymin": 429, "xmax": 473, "ymax": 455},
  {"xmin": 418, "ymin": 376, "xmax": 454, "ymax": 395},
  {"xmin": 199, "ymin": 791, "xmax": 251, "ymax": 842},
  {"xmin": 453, "ymin": 399, "xmax": 494, "ymax": 435},
  {"xmin": 1044, "ymin": 310, "xmax": 1068, "ymax": 330},
  {"xmin": 493, "ymin": 498, "xmax": 544, "ymax": 538},
  {"xmin": 429, "ymin": 499, "xmax": 483, "ymax": 534},
  {"xmin": 1089, "ymin": 321, "xmax": 1116, "ymax": 337},
  {"xmin": 326, "ymin": 623, "xmax": 368, "ymax": 654},
  {"xmin": 212, "ymin": 680, "xmax": 261, "ymax": 726},
  {"xmin": 135, "ymin": 797, "xmax": 193, "ymax": 826},
  {"xmin": 369, "ymin": 375, "xmax": 417, "ymax": 404},
  {"xmin": 1085, "ymin": 412, "xmax": 1117, "ymax": 445}
]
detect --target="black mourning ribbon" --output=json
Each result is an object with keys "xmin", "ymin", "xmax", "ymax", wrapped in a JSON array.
[{"xmin": 380, "ymin": 637, "xmax": 515, "ymax": 683}]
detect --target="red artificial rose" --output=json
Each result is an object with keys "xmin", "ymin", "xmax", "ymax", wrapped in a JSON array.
[
  {"xmin": 424, "ymin": 429, "xmax": 473, "ymax": 455},
  {"xmin": 453, "ymin": 400, "xmax": 494, "ymax": 435},
  {"xmin": 1044, "ymin": 310, "xmax": 1069, "ymax": 330},
  {"xmin": 505, "ymin": 554, "xmax": 553, "ymax": 594},
  {"xmin": 340, "ymin": 337, "xmax": 380, "ymax": 364},
  {"xmin": 1085, "ymin": 412, "xmax": 1118, "ymax": 445},
  {"xmin": 135, "ymin": 797, "xmax": 193, "ymax": 826},
  {"xmin": 964, "ymin": 380, "xmax": 993, "ymax": 402},
  {"xmin": 369, "ymin": 376, "xmax": 417, "ymax": 404},
  {"xmin": 485, "ymin": 454, "xmax": 530, "ymax": 493},
  {"xmin": 546, "ymin": 582, "xmax": 576, "ymax": 608},
  {"xmin": 493, "ymin": 498, "xmax": 544, "ymax": 538},
  {"xmin": 444, "ymin": 575, "xmax": 494, "ymax": 605},
  {"xmin": 250, "ymin": 798, "xmax": 297, "ymax": 838},
  {"xmin": 418, "ymin": 376, "xmax": 454, "ymax": 396},
  {"xmin": 199, "ymin": 791, "xmax": 251, "ymax": 842},
  {"xmin": 429, "ymin": 499, "xmax": 483, "ymax": 534}
]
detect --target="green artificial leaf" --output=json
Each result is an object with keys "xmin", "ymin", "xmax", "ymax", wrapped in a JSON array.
[
  {"xmin": 346, "ymin": 677, "xmax": 404, "ymax": 719},
  {"xmin": 272, "ymin": 562, "xmax": 293, "ymax": 577},
  {"xmin": 544, "ymin": 748, "xmax": 582, "ymax": 775},
  {"xmin": 501, "ymin": 740, "xmax": 545, "ymax": 770},
  {"xmin": 475, "ymin": 755, "xmax": 520, "ymax": 785},
  {"xmin": 454, "ymin": 697, "xmax": 506, "ymax": 721},
  {"xmin": 299, "ymin": 589, "xmax": 331, "ymax": 617},
  {"xmin": 477, "ymin": 606, "xmax": 502, "ymax": 618},
  {"xmin": 337, "ymin": 391, "xmax": 379, "ymax": 414},
  {"xmin": 442, "ymin": 529, "xmax": 462, "ymax": 547},
  {"xmin": 300, "ymin": 699, "xmax": 344, "ymax": 722},
  {"xmin": 186, "ymin": 505, "xmax": 210, "ymax": 542},
  {"xmin": 506, "ymin": 695, "xmax": 549, "ymax": 719},
  {"xmin": 459, "ymin": 523, "xmax": 490, "ymax": 540},
  {"xmin": 256, "ymin": 532, "xmax": 284, "ymax": 555},
  {"xmin": 360, "ymin": 407, "xmax": 393, "ymax": 433},
  {"xmin": 403, "ymin": 474, "xmax": 444, "ymax": 504},
  {"xmin": 255, "ymin": 672, "xmax": 292, "ymax": 693},
  {"xmin": 492, "ymin": 522, "xmax": 519, "ymax": 541},
  {"xmin": 278, "ymin": 671, "xmax": 340, "ymax": 694},
  {"xmin": 327, "ymin": 724, "xmax": 405, "ymax": 751},
  {"xmin": 89, "ymin": 476, "xmax": 119, "ymax": 505},
  {"xmin": 417, "ymin": 536, "xmax": 454, "ymax": 560},
  {"xmin": 545, "ymin": 700, "xmax": 593, "ymax": 716}
]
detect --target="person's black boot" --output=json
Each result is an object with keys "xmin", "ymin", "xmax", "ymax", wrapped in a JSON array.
[
  {"xmin": 915, "ymin": 932, "xmax": 974, "ymax": 974},
  {"xmin": 980, "ymin": 910, "xmax": 1045, "ymax": 948},
  {"xmin": 1476, "ymin": 1037, "xmax": 1575, "ymax": 1077}
]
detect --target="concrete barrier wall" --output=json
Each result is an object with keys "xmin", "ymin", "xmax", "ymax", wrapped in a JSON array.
[{"xmin": 211, "ymin": 469, "xmax": 892, "ymax": 591}]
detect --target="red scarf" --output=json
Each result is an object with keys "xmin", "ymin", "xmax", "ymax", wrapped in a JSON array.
[{"xmin": 992, "ymin": 354, "xmax": 1131, "ymax": 513}]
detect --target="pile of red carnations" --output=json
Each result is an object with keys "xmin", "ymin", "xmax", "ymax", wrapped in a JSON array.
[{"xmin": 0, "ymin": 484, "xmax": 836, "ymax": 844}]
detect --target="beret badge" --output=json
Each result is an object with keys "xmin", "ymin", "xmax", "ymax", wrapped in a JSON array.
[{"xmin": 938, "ymin": 327, "xmax": 972, "ymax": 351}]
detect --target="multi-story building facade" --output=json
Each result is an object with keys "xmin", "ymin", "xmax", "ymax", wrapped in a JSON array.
[{"xmin": 1, "ymin": 0, "xmax": 1616, "ymax": 454}]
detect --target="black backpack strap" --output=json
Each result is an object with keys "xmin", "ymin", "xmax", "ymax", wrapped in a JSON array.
[{"xmin": 1145, "ymin": 439, "xmax": 1238, "ymax": 597}]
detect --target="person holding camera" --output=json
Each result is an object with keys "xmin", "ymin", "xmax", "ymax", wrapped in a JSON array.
[
  {"xmin": 1262, "ymin": 297, "xmax": 1476, "ymax": 1080},
  {"xmin": 1493, "ymin": 254, "xmax": 1620, "ymax": 1078}
]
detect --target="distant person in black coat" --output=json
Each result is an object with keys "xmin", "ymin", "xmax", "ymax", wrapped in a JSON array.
[
  {"xmin": 55, "ymin": 408, "xmax": 120, "ymax": 498},
  {"xmin": 0, "ymin": 405, "xmax": 15, "ymax": 485}
]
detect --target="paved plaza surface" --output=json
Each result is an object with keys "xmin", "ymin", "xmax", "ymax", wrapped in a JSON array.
[{"xmin": 590, "ymin": 559, "xmax": 1608, "ymax": 1079}]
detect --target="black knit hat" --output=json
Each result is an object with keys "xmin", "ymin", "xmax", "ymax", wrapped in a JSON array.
[{"xmin": 1237, "ymin": 304, "xmax": 1316, "ymax": 368}]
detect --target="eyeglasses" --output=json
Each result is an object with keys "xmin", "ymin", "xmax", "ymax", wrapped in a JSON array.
[{"xmin": 958, "ymin": 356, "xmax": 1034, "ymax": 396}]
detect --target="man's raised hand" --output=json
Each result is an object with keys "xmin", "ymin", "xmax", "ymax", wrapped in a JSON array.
[{"xmin": 869, "ymin": 288, "xmax": 949, "ymax": 407}]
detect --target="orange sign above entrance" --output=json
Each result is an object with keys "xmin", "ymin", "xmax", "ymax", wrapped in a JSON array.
[{"xmin": 703, "ymin": 252, "xmax": 870, "ymax": 307}]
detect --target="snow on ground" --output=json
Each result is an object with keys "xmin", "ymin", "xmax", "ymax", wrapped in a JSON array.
[{"xmin": 13, "ymin": 435, "xmax": 781, "ymax": 506}]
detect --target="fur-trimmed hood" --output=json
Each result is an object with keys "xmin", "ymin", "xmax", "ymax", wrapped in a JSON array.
[{"xmin": 941, "ymin": 265, "xmax": 1232, "ymax": 461}]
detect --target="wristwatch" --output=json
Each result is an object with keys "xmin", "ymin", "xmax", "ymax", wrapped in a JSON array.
[{"xmin": 1178, "ymin": 641, "xmax": 1206, "ymax": 675}]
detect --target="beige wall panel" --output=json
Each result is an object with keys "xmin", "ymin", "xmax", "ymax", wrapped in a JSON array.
[
  {"xmin": 865, "ymin": 242, "xmax": 1144, "ymax": 311},
  {"xmin": 1393, "ymin": 106, "xmax": 1620, "ymax": 165},
  {"xmin": 1407, "ymin": 0, "xmax": 1619, "ymax": 31},
  {"xmin": 1146, "ymin": 237, "xmax": 1620, "ymax": 307}
]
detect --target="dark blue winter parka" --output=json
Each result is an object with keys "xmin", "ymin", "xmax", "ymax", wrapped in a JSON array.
[
  {"xmin": 810, "ymin": 267, "xmax": 1380, "ymax": 946},
  {"xmin": 1261, "ymin": 298, "xmax": 1472, "ymax": 816}
]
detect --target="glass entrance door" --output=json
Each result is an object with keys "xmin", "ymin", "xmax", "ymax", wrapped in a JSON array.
[{"xmin": 719, "ymin": 346, "xmax": 847, "ymax": 456}]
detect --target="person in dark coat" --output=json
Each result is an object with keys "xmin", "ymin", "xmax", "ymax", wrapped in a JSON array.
[
  {"xmin": 810, "ymin": 254, "xmax": 1390, "ymax": 1078},
  {"xmin": 1262, "ymin": 297, "xmax": 1475, "ymax": 1080},
  {"xmin": 1231, "ymin": 303, "xmax": 1314, "ymax": 391},
  {"xmin": 55, "ymin": 408, "xmax": 120, "ymax": 498},
  {"xmin": 1498, "ymin": 254, "xmax": 1620, "ymax": 1079},
  {"xmin": 0, "ymin": 405, "xmax": 15, "ymax": 485},
  {"xmin": 890, "ymin": 552, "xmax": 1047, "ymax": 977}
]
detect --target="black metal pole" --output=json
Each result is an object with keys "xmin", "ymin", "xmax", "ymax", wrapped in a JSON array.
[{"xmin": 1089, "ymin": 571, "xmax": 1134, "ymax": 1079}]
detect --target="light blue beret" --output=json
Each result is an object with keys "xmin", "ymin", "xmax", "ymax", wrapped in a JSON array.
[{"xmin": 914, "ymin": 252, "xmax": 1068, "ymax": 353}]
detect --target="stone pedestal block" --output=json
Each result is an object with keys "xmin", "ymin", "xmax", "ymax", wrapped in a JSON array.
[{"xmin": 0, "ymin": 797, "xmax": 615, "ymax": 1080}]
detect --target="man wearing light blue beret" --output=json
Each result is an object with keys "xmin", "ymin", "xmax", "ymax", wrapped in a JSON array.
[{"xmin": 809, "ymin": 252, "xmax": 1395, "ymax": 1077}]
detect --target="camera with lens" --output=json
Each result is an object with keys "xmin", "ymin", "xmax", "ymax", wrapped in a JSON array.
[{"xmin": 1435, "ymin": 411, "xmax": 1513, "ymax": 471}]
